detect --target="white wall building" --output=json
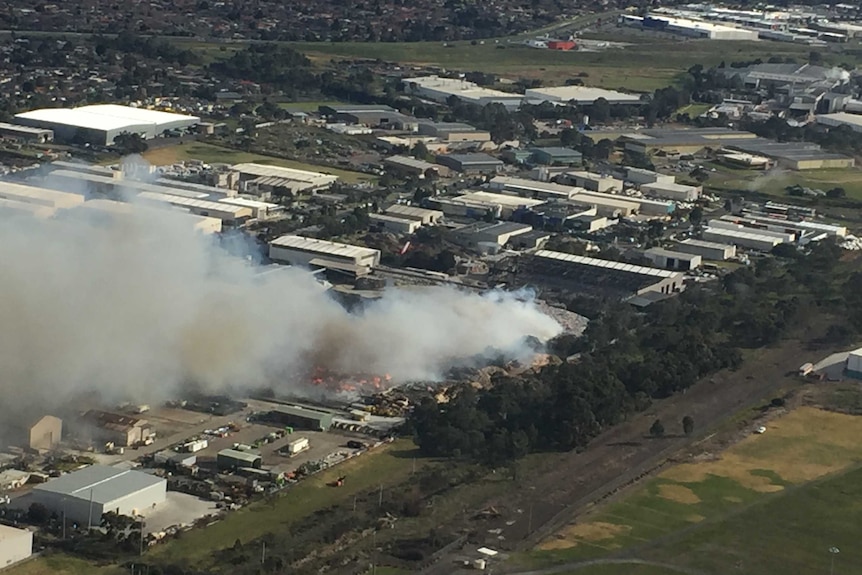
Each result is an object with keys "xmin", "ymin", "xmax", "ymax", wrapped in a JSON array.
[
  {"xmin": 402, "ymin": 76, "xmax": 523, "ymax": 109},
  {"xmin": 702, "ymin": 227, "xmax": 784, "ymax": 251},
  {"xmin": 674, "ymin": 238, "xmax": 737, "ymax": 260},
  {"xmin": 524, "ymin": 86, "xmax": 642, "ymax": 106},
  {"xmin": 0, "ymin": 525, "xmax": 32, "ymax": 569},
  {"xmin": 640, "ymin": 181, "xmax": 701, "ymax": 202},
  {"xmin": 269, "ymin": 236, "xmax": 381, "ymax": 269},
  {"xmin": 644, "ymin": 247, "xmax": 702, "ymax": 270}
]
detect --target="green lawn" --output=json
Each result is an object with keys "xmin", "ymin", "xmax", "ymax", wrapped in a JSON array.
[
  {"xmin": 153, "ymin": 439, "xmax": 423, "ymax": 564},
  {"xmin": 705, "ymin": 163, "xmax": 862, "ymax": 201},
  {"xmin": 554, "ymin": 564, "xmax": 695, "ymax": 575},
  {"xmin": 141, "ymin": 141, "xmax": 377, "ymax": 184},
  {"xmin": 276, "ymin": 100, "xmax": 346, "ymax": 112},
  {"xmin": 5, "ymin": 554, "xmax": 122, "ymax": 575}
]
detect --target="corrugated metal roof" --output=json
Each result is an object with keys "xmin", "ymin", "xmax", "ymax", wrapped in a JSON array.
[
  {"xmin": 15, "ymin": 104, "xmax": 198, "ymax": 132},
  {"xmin": 270, "ymin": 235, "xmax": 379, "ymax": 259},
  {"xmin": 137, "ymin": 191, "xmax": 249, "ymax": 215},
  {"xmin": 232, "ymin": 163, "xmax": 339, "ymax": 185},
  {"xmin": 534, "ymin": 250, "xmax": 680, "ymax": 278},
  {"xmin": 34, "ymin": 465, "xmax": 164, "ymax": 504}
]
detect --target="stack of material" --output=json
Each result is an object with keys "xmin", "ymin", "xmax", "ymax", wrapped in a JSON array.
[{"xmin": 536, "ymin": 301, "xmax": 589, "ymax": 335}]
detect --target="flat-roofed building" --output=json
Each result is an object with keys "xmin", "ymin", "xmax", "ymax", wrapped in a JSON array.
[
  {"xmin": 618, "ymin": 167, "xmax": 676, "ymax": 186},
  {"xmin": 640, "ymin": 181, "xmax": 701, "ymax": 202},
  {"xmin": 383, "ymin": 155, "xmax": 452, "ymax": 178},
  {"xmin": 0, "ymin": 122, "xmax": 53, "ymax": 143},
  {"xmin": 0, "ymin": 181, "xmax": 84, "ymax": 209},
  {"xmin": 402, "ymin": 76, "xmax": 523, "ymax": 109},
  {"xmin": 620, "ymin": 128, "xmax": 758, "ymax": 156},
  {"xmin": 488, "ymin": 176, "xmax": 580, "ymax": 200},
  {"xmin": 269, "ymin": 235, "xmax": 381, "ymax": 270},
  {"xmin": 568, "ymin": 192, "xmax": 639, "ymax": 217},
  {"xmin": 674, "ymin": 238, "xmax": 737, "ymax": 260},
  {"xmin": 32, "ymin": 466, "xmax": 165, "ymax": 523},
  {"xmin": 218, "ymin": 197, "xmax": 283, "ymax": 220},
  {"xmin": 454, "ymin": 221, "xmax": 534, "ymax": 248},
  {"xmin": 264, "ymin": 404, "xmax": 335, "ymax": 431},
  {"xmin": 644, "ymin": 247, "xmax": 701, "ymax": 270},
  {"xmin": 436, "ymin": 153, "xmax": 503, "ymax": 174},
  {"xmin": 383, "ymin": 204, "xmax": 443, "ymax": 225},
  {"xmin": 416, "ymin": 121, "xmax": 491, "ymax": 142},
  {"xmin": 524, "ymin": 86, "xmax": 642, "ymax": 106},
  {"xmin": 217, "ymin": 449, "xmax": 262, "ymax": 470},
  {"xmin": 137, "ymin": 191, "xmax": 251, "ymax": 223},
  {"xmin": 817, "ymin": 112, "xmax": 862, "ymax": 134},
  {"xmin": 0, "ymin": 197, "xmax": 56, "ymax": 219},
  {"xmin": 0, "ymin": 525, "xmax": 33, "ymax": 569},
  {"xmin": 80, "ymin": 410, "xmax": 150, "ymax": 447},
  {"xmin": 561, "ymin": 171, "xmax": 623, "ymax": 193},
  {"xmin": 707, "ymin": 219, "xmax": 795, "ymax": 242},
  {"xmin": 448, "ymin": 191, "xmax": 546, "ymax": 219},
  {"xmin": 702, "ymin": 227, "xmax": 784, "ymax": 251},
  {"xmin": 369, "ymin": 213, "xmax": 422, "ymax": 234},
  {"xmin": 232, "ymin": 163, "xmax": 338, "ymax": 196},
  {"xmin": 528, "ymin": 147, "xmax": 583, "ymax": 166}
]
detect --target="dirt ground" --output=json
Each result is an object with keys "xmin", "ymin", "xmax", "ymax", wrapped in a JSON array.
[{"xmin": 422, "ymin": 333, "xmax": 827, "ymax": 574}]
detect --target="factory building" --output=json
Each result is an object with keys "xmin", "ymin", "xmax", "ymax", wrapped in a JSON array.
[
  {"xmin": 383, "ymin": 204, "xmax": 443, "ymax": 225},
  {"xmin": 231, "ymin": 163, "xmax": 338, "ymax": 197},
  {"xmin": 137, "ymin": 191, "xmax": 251, "ymax": 223},
  {"xmin": 269, "ymin": 235, "xmax": 381, "ymax": 272},
  {"xmin": 265, "ymin": 405, "xmax": 335, "ymax": 431},
  {"xmin": 561, "ymin": 171, "xmax": 623, "ymax": 193},
  {"xmin": 24, "ymin": 415, "xmax": 62, "ymax": 452},
  {"xmin": 619, "ymin": 128, "xmax": 758, "ymax": 156},
  {"xmin": 80, "ymin": 410, "xmax": 150, "ymax": 447},
  {"xmin": 568, "ymin": 193, "xmax": 639, "ymax": 218},
  {"xmin": 638, "ymin": 14, "xmax": 759, "ymax": 40},
  {"xmin": 726, "ymin": 140, "xmax": 855, "ymax": 170},
  {"xmin": 488, "ymin": 176, "xmax": 580, "ymax": 201},
  {"xmin": 454, "ymin": 221, "xmax": 534, "ymax": 249},
  {"xmin": 0, "ymin": 122, "xmax": 53, "ymax": 143},
  {"xmin": 14, "ymin": 104, "xmax": 199, "ymax": 146},
  {"xmin": 0, "ymin": 525, "xmax": 33, "ymax": 569},
  {"xmin": 617, "ymin": 167, "xmax": 676, "ymax": 187},
  {"xmin": 31, "ymin": 466, "xmax": 166, "ymax": 524},
  {"xmin": 640, "ymin": 181, "xmax": 701, "ymax": 202},
  {"xmin": 0, "ymin": 181, "xmax": 85, "ymax": 209},
  {"xmin": 674, "ymin": 238, "xmax": 737, "ymax": 261},
  {"xmin": 416, "ymin": 121, "xmax": 492, "ymax": 142},
  {"xmin": 76, "ymin": 199, "xmax": 223, "ymax": 235},
  {"xmin": 217, "ymin": 197, "xmax": 283, "ymax": 220},
  {"xmin": 436, "ymin": 153, "xmax": 504, "ymax": 174},
  {"xmin": 707, "ymin": 219, "xmax": 795, "ymax": 242},
  {"xmin": 369, "ymin": 213, "xmax": 422, "ymax": 235},
  {"xmin": 725, "ymin": 214, "xmax": 847, "ymax": 239},
  {"xmin": 847, "ymin": 348, "xmax": 862, "ymax": 379},
  {"xmin": 217, "ymin": 449, "xmax": 262, "ymax": 470},
  {"xmin": 524, "ymin": 86, "xmax": 642, "ymax": 106},
  {"xmin": 444, "ymin": 191, "xmax": 546, "ymax": 219},
  {"xmin": 701, "ymin": 227, "xmax": 784, "ymax": 251},
  {"xmin": 528, "ymin": 147, "xmax": 583, "ymax": 166},
  {"xmin": 402, "ymin": 76, "xmax": 524, "ymax": 109},
  {"xmin": 644, "ymin": 247, "xmax": 702, "ymax": 271},
  {"xmin": 817, "ymin": 112, "xmax": 862, "ymax": 134},
  {"xmin": 0, "ymin": 197, "xmax": 56, "ymax": 219},
  {"xmin": 521, "ymin": 250, "xmax": 685, "ymax": 298},
  {"xmin": 383, "ymin": 155, "xmax": 452, "ymax": 178}
]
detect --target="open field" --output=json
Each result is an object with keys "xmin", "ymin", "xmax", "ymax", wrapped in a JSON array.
[
  {"xmin": 553, "ymin": 564, "xmax": 695, "ymax": 575},
  {"xmin": 521, "ymin": 406, "xmax": 862, "ymax": 574},
  {"xmin": 276, "ymin": 100, "xmax": 345, "ymax": 112},
  {"xmin": 141, "ymin": 141, "xmax": 377, "ymax": 184},
  {"xmin": 705, "ymin": 163, "xmax": 862, "ymax": 201},
  {"xmin": 152, "ymin": 438, "xmax": 423, "ymax": 564},
  {"xmin": 6, "ymin": 555, "xmax": 121, "ymax": 575}
]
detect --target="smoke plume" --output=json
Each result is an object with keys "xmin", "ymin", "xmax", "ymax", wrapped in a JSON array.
[{"xmin": 0, "ymin": 196, "xmax": 561, "ymax": 411}]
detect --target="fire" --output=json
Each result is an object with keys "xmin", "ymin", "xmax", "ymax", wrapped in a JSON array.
[{"xmin": 308, "ymin": 367, "xmax": 393, "ymax": 394}]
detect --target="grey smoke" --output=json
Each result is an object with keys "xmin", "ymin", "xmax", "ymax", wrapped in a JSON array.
[{"xmin": 0, "ymin": 198, "xmax": 561, "ymax": 409}]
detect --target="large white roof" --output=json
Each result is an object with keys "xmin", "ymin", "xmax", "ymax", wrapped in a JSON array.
[
  {"xmin": 232, "ymin": 163, "xmax": 339, "ymax": 184},
  {"xmin": 15, "ymin": 104, "xmax": 199, "ymax": 132},
  {"xmin": 535, "ymin": 250, "xmax": 681, "ymax": 278},
  {"xmin": 525, "ymin": 86, "xmax": 642, "ymax": 104},
  {"xmin": 270, "ymin": 235, "xmax": 379, "ymax": 259}
]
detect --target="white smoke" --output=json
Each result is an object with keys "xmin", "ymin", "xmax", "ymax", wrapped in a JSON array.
[{"xmin": 0, "ymin": 197, "xmax": 561, "ymax": 410}]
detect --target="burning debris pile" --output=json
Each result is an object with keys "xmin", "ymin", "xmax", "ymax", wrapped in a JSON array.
[{"xmin": 309, "ymin": 367, "xmax": 393, "ymax": 395}]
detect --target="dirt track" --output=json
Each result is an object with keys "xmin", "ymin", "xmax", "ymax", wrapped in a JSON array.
[{"xmin": 420, "ymin": 335, "xmax": 819, "ymax": 574}]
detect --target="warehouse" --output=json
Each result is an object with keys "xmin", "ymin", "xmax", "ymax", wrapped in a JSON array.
[
  {"xmin": 76, "ymin": 199, "xmax": 223, "ymax": 235},
  {"xmin": 383, "ymin": 204, "xmax": 443, "ymax": 225},
  {"xmin": 217, "ymin": 449, "xmax": 262, "ymax": 470},
  {"xmin": 0, "ymin": 525, "xmax": 32, "ymax": 569},
  {"xmin": 488, "ymin": 176, "xmax": 580, "ymax": 200},
  {"xmin": 640, "ymin": 181, "xmax": 701, "ymax": 202},
  {"xmin": 707, "ymin": 219, "xmax": 794, "ymax": 242},
  {"xmin": 618, "ymin": 167, "xmax": 676, "ymax": 186},
  {"xmin": 524, "ymin": 86, "xmax": 642, "ymax": 106},
  {"xmin": 383, "ymin": 155, "xmax": 452, "ymax": 178},
  {"xmin": 81, "ymin": 410, "xmax": 151, "ymax": 447},
  {"xmin": 702, "ymin": 227, "xmax": 784, "ymax": 251},
  {"xmin": 369, "ymin": 213, "xmax": 422, "ymax": 234},
  {"xmin": 402, "ymin": 76, "xmax": 524, "ymax": 109},
  {"xmin": 846, "ymin": 348, "xmax": 862, "ymax": 379},
  {"xmin": 644, "ymin": 247, "xmax": 701, "ymax": 270},
  {"xmin": 817, "ymin": 112, "xmax": 862, "ymax": 134},
  {"xmin": 24, "ymin": 415, "xmax": 62, "ymax": 452},
  {"xmin": 436, "ymin": 153, "xmax": 504, "ymax": 174},
  {"xmin": 416, "ymin": 121, "xmax": 491, "ymax": 142},
  {"xmin": 269, "ymin": 235, "xmax": 381, "ymax": 270},
  {"xmin": 674, "ymin": 238, "xmax": 737, "ymax": 260},
  {"xmin": 521, "ymin": 250, "xmax": 685, "ymax": 298},
  {"xmin": 0, "ymin": 197, "xmax": 56, "ymax": 219},
  {"xmin": 454, "ymin": 221, "xmax": 534, "ymax": 248},
  {"xmin": 265, "ymin": 404, "xmax": 334, "ymax": 431},
  {"xmin": 232, "ymin": 163, "xmax": 339, "ymax": 196},
  {"xmin": 0, "ymin": 122, "xmax": 53, "ymax": 143},
  {"xmin": 137, "ymin": 191, "xmax": 251, "ymax": 223},
  {"xmin": 620, "ymin": 128, "xmax": 758, "ymax": 156},
  {"xmin": 528, "ymin": 147, "xmax": 583, "ymax": 166},
  {"xmin": 641, "ymin": 14, "xmax": 758, "ymax": 40},
  {"xmin": 31, "ymin": 465, "xmax": 166, "ymax": 524},
  {"xmin": 561, "ymin": 171, "xmax": 623, "ymax": 193},
  {"xmin": 726, "ymin": 140, "xmax": 855, "ymax": 170},
  {"xmin": 217, "ymin": 197, "xmax": 282, "ymax": 220},
  {"xmin": 0, "ymin": 181, "xmax": 85, "ymax": 209},
  {"xmin": 568, "ymin": 192, "xmax": 639, "ymax": 218},
  {"xmin": 726, "ymin": 214, "xmax": 847, "ymax": 238},
  {"xmin": 448, "ymin": 191, "xmax": 546, "ymax": 219},
  {"xmin": 632, "ymin": 196, "xmax": 676, "ymax": 216},
  {"xmin": 14, "ymin": 104, "xmax": 199, "ymax": 146},
  {"xmin": 51, "ymin": 160, "xmax": 117, "ymax": 177}
]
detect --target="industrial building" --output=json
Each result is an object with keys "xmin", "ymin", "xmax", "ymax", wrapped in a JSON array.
[
  {"xmin": 568, "ymin": 192, "xmax": 639, "ymax": 218},
  {"xmin": 454, "ymin": 221, "xmax": 534, "ymax": 249},
  {"xmin": 137, "ymin": 191, "xmax": 252, "ymax": 223},
  {"xmin": 643, "ymin": 247, "xmax": 702, "ymax": 271},
  {"xmin": 369, "ymin": 213, "xmax": 422, "ymax": 234},
  {"xmin": 674, "ymin": 238, "xmax": 737, "ymax": 261},
  {"xmin": 416, "ymin": 121, "xmax": 491, "ymax": 142},
  {"xmin": 24, "ymin": 415, "xmax": 62, "ymax": 452},
  {"xmin": 640, "ymin": 181, "xmax": 701, "ymax": 202},
  {"xmin": 524, "ymin": 86, "xmax": 642, "ymax": 106},
  {"xmin": 726, "ymin": 140, "xmax": 855, "ymax": 170},
  {"xmin": 0, "ymin": 122, "xmax": 53, "ymax": 143},
  {"xmin": 488, "ymin": 176, "xmax": 580, "ymax": 201},
  {"xmin": 561, "ymin": 171, "xmax": 623, "ymax": 193},
  {"xmin": 231, "ymin": 163, "xmax": 339, "ymax": 197},
  {"xmin": 817, "ymin": 112, "xmax": 862, "ymax": 134},
  {"xmin": 264, "ymin": 404, "xmax": 335, "ymax": 431},
  {"xmin": 436, "ymin": 153, "xmax": 503, "ymax": 174},
  {"xmin": 217, "ymin": 449, "xmax": 262, "ymax": 470},
  {"xmin": 269, "ymin": 235, "xmax": 381, "ymax": 272},
  {"xmin": 847, "ymin": 348, "xmax": 862, "ymax": 379},
  {"xmin": 0, "ymin": 181, "xmax": 85, "ymax": 209},
  {"xmin": 14, "ymin": 104, "xmax": 199, "ymax": 146},
  {"xmin": 217, "ymin": 197, "xmax": 282, "ymax": 220},
  {"xmin": 80, "ymin": 410, "xmax": 150, "ymax": 447},
  {"xmin": 707, "ymin": 219, "xmax": 795, "ymax": 243},
  {"xmin": 0, "ymin": 197, "xmax": 56, "ymax": 219},
  {"xmin": 521, "ymin": 250, "xmax": 685, "ymax": 298},
  {"xmin": 719, "ymin": 214, "xmax": 847, "ymax": 239},
  {"xmin": 383, "ymin": 204, "xmax": 443, "ymax": 225},
  {"xmin": 0, "ymin": 525, "xmax": 32, "ymax": 569},
  {"xmin": 527, "ymin": 147, "xmax": 583, "ymax": 166},
  {"xmin": 619, "ymin": 128, "xmax": 759, "ymax": 156},
  {"xmin": 402, "ymin": 76, "xmax": 524, "ymax": 109},
  {"xmin": 617, "ymin": 167, "xmax": 676, "ymax": 187},
  {"xmin": 628, "ymin": 13, "xmax": 759, "ymax": 40},
  {"xmin": 444, "ymin": 191, "xmax": 546, "ymax": 219},
  {"xmin": 76, "ymin": 199, "xmax": 223, "ymax": 235},
  {"xmin": 31, "ymin": 465, "xmax": 166, "ymax": 524},
  {"xmin": 701, "ymin": 227, "xmax": 784, "ymax": 251},
  {"xmin": 383, "ymin": 155, "xmax": 452, "ymax": 178}
]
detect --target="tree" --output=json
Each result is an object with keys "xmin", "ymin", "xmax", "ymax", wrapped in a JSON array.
[
  {"xmin": 826, "ymin": 187, "xmax": 846, "ymax": 199},
  {"xmin": 689, "ymin": 206, "xmax": 703, "ymax": 226},
  {"xmin": 113, "ymin": 132, "xmax": 148, "ymax": 154},
  {"xmin": 682, "ymin": 415, "xmax": 694, "ymax": 436},
  {"xmin": 649, "ymin": 419, "xmax": 665, "ymax": 437},
  {"xmin": 27, "ymin": 502, "xmax": 50, "ymax": 524}
]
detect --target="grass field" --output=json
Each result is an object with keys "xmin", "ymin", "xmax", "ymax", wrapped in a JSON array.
[
  {"xmin": 6, "ymin": 555, "xmax": 121, "ymax": 575},
  {"xmin": 555, "ymin": 564, "xmax": 694, "ymax": 575},
  {"xmin": 521, "ymin": 407, "xmax": 862, "ymax": 573},
  {"xmin": 153, "ymin": 439, "xmax": 423, "ymax": 564},
  {"xmin": 140, "ymin": 142, "xmax": 376, "ymax": 184},
  {"xmin": 705, "ymin": 164, "xmax": 862, "ymax": 201}
]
